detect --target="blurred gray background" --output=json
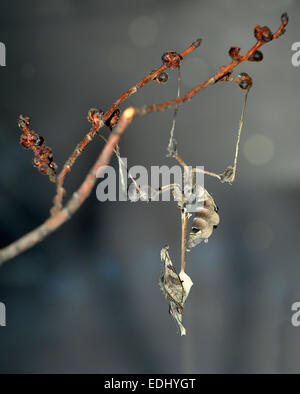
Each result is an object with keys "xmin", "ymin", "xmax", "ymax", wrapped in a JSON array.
[{"xmin": 0, "ymin": 0, "xmax": 300, "ymax": 373}]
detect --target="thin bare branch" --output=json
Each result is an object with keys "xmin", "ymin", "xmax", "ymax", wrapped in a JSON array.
[
  {"xmin": 51, "ymin": 40, "xmax": 203, "ymax": 214},
  {"xmin": 0, "ymin": 14, "xmax": 288, "ymax": 264},
  {"xmin": 0, "ymin": 108, "xmax": 135, "ymax": 265},
  {"xmin": 133, "ymin": 16, "xmax": 287, "ymax": 118}
]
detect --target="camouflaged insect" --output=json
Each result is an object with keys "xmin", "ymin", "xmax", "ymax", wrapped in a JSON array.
[
  {"xmin": 188, "ymin": 189, "xmax": 220, "ymax": 249},
  {"xmin": 159, "ymin": 246, "xmax": 193, "ymax": 336},
  {"xmin": 171, "ymin": 166, "xmax": 198, "ymax": 210},
  {"xmin": 166, "ymin": 137, "xmax": 177, "ymax": 157}
]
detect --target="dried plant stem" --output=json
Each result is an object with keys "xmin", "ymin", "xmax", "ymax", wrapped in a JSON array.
[{"xmin": 52, "ymin": 121, "xmax": 103, "ymax": 215}]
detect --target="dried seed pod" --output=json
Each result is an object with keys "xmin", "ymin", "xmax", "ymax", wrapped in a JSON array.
[
  {"xmin": 37, "ymin": 163, "xmax": 49, "ymax": 176},
  {"xmin": 49, "ymin": 161, "xmax": 58, "ymax": 172},
  {"xmin": 18, "ymin": 115, "xmax": 31, "ymax": 129},
  {"xmin": 238, "ymin": 72, "xmax": 252, "ymax": 90},
  {"xmin": 248, "ymin": 50, "xmax": 263, "ymax": 62},
  {"xmin": 188, "ymin": 190, "xmax": 220, "ymax": 249},
  {"xmin": 35, "ymin": 135, "xmax": 45, "ymax": 146},
  {"xmin": 159, "ymin": 246, "xmax": 193, "ymax": 336},
  {"xmin": 161, "ymin": 51, "xmax": 181, "ymax": 69},
  {"xmin": 34, "ymin": 145, "xmax": 51, "ymax": 161},
  {"xmin": 155, "ymin": 71, "xmax": 169, "ymax": 84},
  {"xmin": 229, "ymin": 46, "xmax": 241, "ymax": 60},
  {"xmin": 87, "ymin": 108, "xmax": 104, "ymax": 124},
  {"xmin": 18, "ymin": 116, "xmax": 38, "ymax": 149},
  {"xmin": 20, "ymin": 132, "xmax": 40, "ymax": 149},
  {"xmin": 254, "ymin": 25, "xmax": 273, "ymax": 42},
  {"xmin": 18, "ymin": 114, "xmax": 57, "ymax": 182}
]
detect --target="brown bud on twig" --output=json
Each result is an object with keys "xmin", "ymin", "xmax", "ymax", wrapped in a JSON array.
[
  {"xmin": 254, "ymin": 25, "xmax": 273, "ymax": 42},
  {"xmin": 161, "ymin": 51, "xmax": 182, "ymax": 69},
  {"xmin": 238, "ymin": 72, "xmax": 253, "ymax": 90},
  {"xmin": 281, "ymin": 12, "xmax": 289, "ymax": 24},
  {"xmin": 18, "ymin": 115, "xmax": 41, "ymax": 149},
  {"xmin": 191, "ymin": 38, "xmax": 202, "ymax": 48},
  {"xmin": 248, "ymin": 50, "xmax": 263, "ymax": 62},
  {"xmin": 155, "ymin": 71, "xmax": 169, "ymax": 84},
  {"xmin": 229, "ymin": 46, "xmax": 241, "ymax": 60},
  {"xmin": 18, "ymin": 115, "xmax": 57, "ymax": 182},
  {"xmin": 87, "ymin": 108, "xmax": 104, "ymax": 124},
  {"xmin": 20, "ymin": 131, "xmax": 44, "ymax": 149},
  {"xmin": 17, "ymin": 115, "xmax": 31, "ymax": 129},
  {"xmin": 33, "ymin": 146, "xmax": 54, "ymax": 174}
]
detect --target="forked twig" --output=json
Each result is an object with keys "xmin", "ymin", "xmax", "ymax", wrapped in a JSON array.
[
  {"xmin": 52, "ymin": 41, "xmax": 203, "ymax": 214},
  {"xmin": 0, "ymin": 108, "xmax": 135, "ymax": 264},
  {"xmin": 0, "ymin": 14, "xmax": 288, "ymax": 264},
  {"xmin": 132, "ymin": 17, "xmax": 287, "ymax": 118}
]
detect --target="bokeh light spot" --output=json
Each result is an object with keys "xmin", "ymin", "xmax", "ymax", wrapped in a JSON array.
[{"xmin": 243, "ymin": 134, "xmax": 274, "ymax": 166}]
